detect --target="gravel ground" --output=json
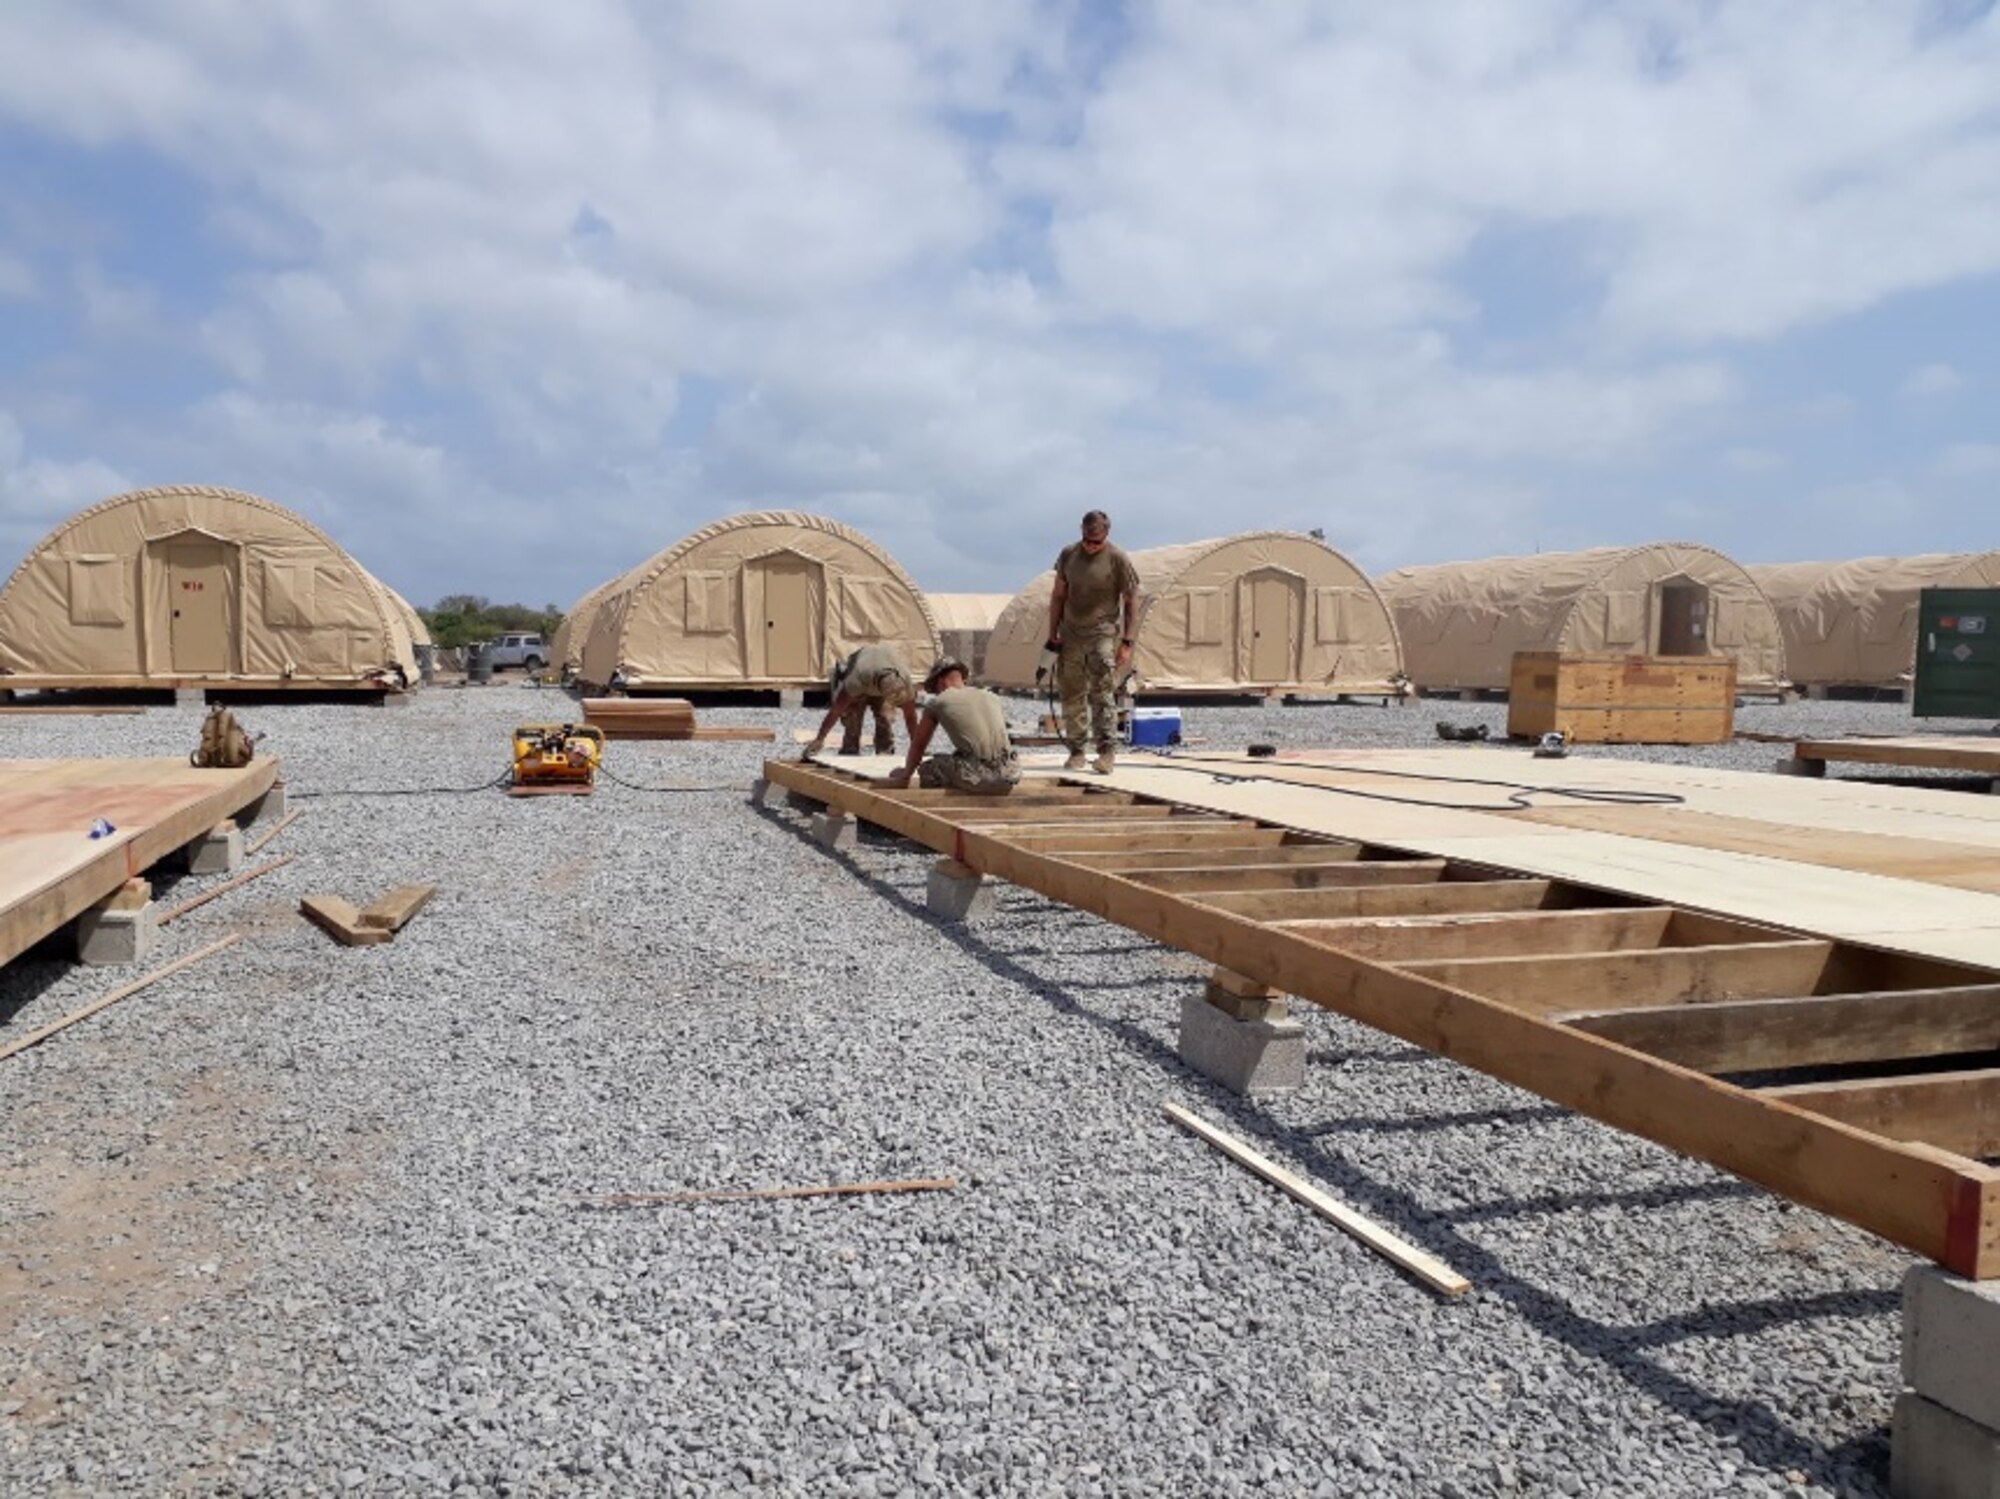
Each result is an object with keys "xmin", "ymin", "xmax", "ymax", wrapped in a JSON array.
[{"xmin": 0, "ymin": 685, "xmax": 1993, "ymax": 1495}]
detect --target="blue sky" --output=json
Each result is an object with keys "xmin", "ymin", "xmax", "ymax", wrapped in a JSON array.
[{"xmin": 1, "ymin": 1, "xmax": 1997, "ymax": 608}]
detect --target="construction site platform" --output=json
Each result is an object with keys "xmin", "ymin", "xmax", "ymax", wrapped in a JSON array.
[
  {"xmin": 0, "ymin": 756, "xmax": 278, "ymax": 967},
  {"xmin": 1786, "ymin": 733, "xmax": 2000, "ymax": 780}
]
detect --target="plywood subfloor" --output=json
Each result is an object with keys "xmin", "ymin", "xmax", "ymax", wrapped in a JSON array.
[
  {"xmin": 0, "ymin": 757, "xmax": 278, "ymax": 967},
  {"xmin": 834, "ymin": 747, "xmax": 2000, "ymax": 968},
  {"xmin": 1793, "ymin": 735, "xmax": 2000, "ymax": 776}
]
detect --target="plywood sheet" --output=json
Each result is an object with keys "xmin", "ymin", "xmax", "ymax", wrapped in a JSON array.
[{"xmin": 0, "ymin": 757, "xmax": 278, "ymax": 966}]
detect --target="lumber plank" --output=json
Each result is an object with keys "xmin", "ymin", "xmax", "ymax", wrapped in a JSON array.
[
  {"xmin": 1060, "ymin": 843, "xmax": 1363, "ymax": 871},
  {"xmin": 1001, "ymin": 826, "xmax": 1285, "ymax": 854},
  {"xmin": 761, "ymin": 757, "xmax": 2000, "ymax": 1277},
  {"xmin": 1792, "ymin": 737, "xmax": 2000, "ymax": 775},
  {"xmin": 299, "ymin": 894, "xmax": 391, "ymax": 947},
  {"xmin": 946, "ymin": 802, "xmax": 1216, "ymax": 823},
  {"xmin": 581, "ymin": 1177, "xmax": 958, "ymax": 1207},
  {"xmin": 1564, "ymin": 986, "xmax": 2000, "ymax": 1073},
  {"xmin": 0, "ymin": 934, "xmax": 242, "ymax": 1060},
  {"xmin": 158, "ymin": 855, "xmax": 296, "ymax": 925},
  {"xmin": 1204, "ymin": 881, "xmax": 1553, "ymax": 921},
  {"xmin": 358, "ymin": 883, "xmax": 436, "ymax": 933},
  {"xmin": 1768, "ymin": 1070, "xmax": 2000, "ymax": 1162},
  {"xmin": 1292, "ymin": 906, "xmax": 1677, "ymax": 962},
  {"xmin": 1128, "ymin": 859, "xmax": 1449, "ymax": 894},
  {"xmin": 1164, "ymin": 1103, "xmax": 1470, "ymax": 1297},
  {"xmin": 1398, "ymin": 941, "xmax": 1835, "ymax": 1017},
  {"xmin": 245, "ymin": 808, "xmax": 303, "ymax": 856}
]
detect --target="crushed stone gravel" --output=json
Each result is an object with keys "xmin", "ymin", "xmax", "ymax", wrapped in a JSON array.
[{"xmin": 1, "ymin": 684, "xmax": 1989, "ymax": 1494}]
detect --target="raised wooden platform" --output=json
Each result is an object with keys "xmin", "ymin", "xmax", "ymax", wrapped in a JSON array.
[
  {"xmin": 0, "ymin": 757, "xmax": 279, "ymax": 968},
  {"xmin": 1790, "ymin": 735, "xmax": 2000, "ymax": 780},
  {"xmin": 3, "ymin": 675, "xmax": 395, "ymax": 694},
  {"xmin": 767, "ymin": 751, "xmax": 2000, "ymax": 1277}
]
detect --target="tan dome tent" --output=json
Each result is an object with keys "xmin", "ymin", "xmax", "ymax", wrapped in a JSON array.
[
  {"xmin": 0, "ymin": 484, "xmax": 419, "ymax": 691},
  {"xmin": 1378, "ymin": 542, "xmax": 1786, "ymax": 693},
  {"xmin": 1748, "ymin": 553, "xmax": 2000, "ymax": 692},
  {"xmin": 927, "ymin": 593, "xmax": 1012, "ymax": 680},
  {"xmin": 577, "ymin": 511, "xmax": 942, "ymax": 691},
  {"xmin": 550, "ymin": 575, "xmax": 624, "ymax": 678},
  {"xmin": 368, "ymin": 576, "xmax": 430, "ymax": 649},
  {"xmin": 984, "ymin": 532, "xmax": 1405, "ymax": 695}
]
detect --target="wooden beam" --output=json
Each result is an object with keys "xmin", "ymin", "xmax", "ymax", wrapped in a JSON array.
[
  {"xmin": 358, "ymin": 883, "xmax": 436, "ymax": 933},
  {"xmin": 299, "ymin": 895, "xmax": 390, "ymax": 947},
  {"xmin": 158, "ymin": 855, "xmax": 297, "ymax": 925},
  {"xmin": 1204, "ymin": 881, "xmax": 1552, "ymax": 921},
  {"xmin": 1564, "ymin": 986, "xmax": 2000, "ymax": 1074},
  {"xmin": 948, "ymin": 803, "xmax": 1222, "ymax": 823},
  {"xmin": 1164, "ymin": 1103, "xmax": 1470, "ymax": 1297},
  {"xmin": 1002, "ymin": 826, "xmax": 1286, "ymax": 854},
  {"xmin": 0, "ymin": 934, "xmax": 242, "ymax": 1061},
  {"xmin": 1129, "ymin": 859, "xmax": 1448, "ymax": 894},
  {"xmin": 1060, "ymin": 843, "xmax": 1364, "ymax": 872},
  {"xmin": 1398, "ymin": 941, "xmax": 1834, "ymax": 1017},
  {"xmin": 1293, "ymin": 906, "xmax": 1677, "ymax": 963},
  {"xmin": 760, "ymin": 758, "xmax": 2000, "ymax": 1276},
  {"xmin": 1768, "ymin": 1070, "xmax": 2000, "ymax": 1162}
]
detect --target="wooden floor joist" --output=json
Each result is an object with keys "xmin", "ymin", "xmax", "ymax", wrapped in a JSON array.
[{"xmin": 765, "ymin": 757, "xmax": 2000, "ymax": 1278}]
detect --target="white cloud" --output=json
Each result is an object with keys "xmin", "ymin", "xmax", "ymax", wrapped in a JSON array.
[
  {"xmin": 1724, "ymin": 447, "xmax": 1787, "ymax": 474},
  {"xmin": 0, "ymin": 2, "xmax": 1995, "ymax": 594},
  {"xmin": 1902, "ymin": 362, "xmax": 1967, "ymax": 398},
  {"xmin": 0, "ymin": 412, "xmax": 131, "ymax": 568},
  {"xmin": 1936, "ymin": 442, "xmax": 2000, "ymax": 478}
]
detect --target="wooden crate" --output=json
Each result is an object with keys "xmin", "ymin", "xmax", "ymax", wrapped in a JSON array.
[{"xmin": 1507, "ymin": 654, "xmax": 1736, "ymax": 744}]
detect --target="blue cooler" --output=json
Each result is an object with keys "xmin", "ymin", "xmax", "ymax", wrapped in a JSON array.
[{"xmin": 1129, "ymin": 707, "xmax": 1182, "ymax": 747}]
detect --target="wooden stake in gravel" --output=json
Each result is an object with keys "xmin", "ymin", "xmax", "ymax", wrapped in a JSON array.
[
  {"xmin": 0, "ymin": 934, "xmax": 243, "ymax": 1061},
  {"xmin": 1163, "ymin": 1102, "xmax": 1471, "ymax": 1298},
  {"xmin": 157, "ymin": 855, "xmax": 296, "ymax": 926},
  {"xmin": 581, "ymin": 1177, "xmax": 959, "ymax": 1208},
  {"xmin": 245, "ymin": 808, "xmax": 303, "ymax": 856}
]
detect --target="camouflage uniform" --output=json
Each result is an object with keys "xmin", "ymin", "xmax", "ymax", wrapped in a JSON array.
[
  {"xmin": 829, "ymin": 645, "xmax": 911, "ymax": 755},
  {"xmin": 916, "ymin": 686, "xmax": 1021, "ymax": 795},
  {"xmin": 1052, "ymin": 540, "xmax": 1140, "ymax": 753}
]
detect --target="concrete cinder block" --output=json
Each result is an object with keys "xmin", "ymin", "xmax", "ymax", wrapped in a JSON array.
[
  {"xmin": 1893, "ymin": 1391, "xmax": 2000, "ymax": 1499},
  {"xmin": 1772, "ymin": 756, "xmax": 1826, "ymax": 778},
  {"xmin": 76, "ymin": 903, "xmax": 159, "ymax": 966},
  {"xmin": 926, "ymin": 858, "xmax": 996, "ymax": 922},
  {"xmin": 748, "ymin": 777, "xmax": 786, "ymax": 810},
  {"xmin": 242, "ymin": 781, "xmax": 288, "ymax": 825},
  {"xmin": 185, "ymin": 819, "xmax": 244, "ymax": 875},
  {"xmin": 785, "ymin": 788, "xmax": 826, "ymax": 815},
  {"xmin": 175, "ymin": 687, "xmax": 205, "ymax": 708},
  {"xmin": 1904, "ymin": 1267, "xmax": 2000, "ymax": 1433},
  {"xmin": 810, "ymin": 811, "xmax": 856, "ymax": 851},
  {"xmin": 778, "ymin": 689, "xmax": 805, "ymax": 710},
  {"xmin": 1178, "ymin": 990, "xmax": 1306, "ymax": 1096}
]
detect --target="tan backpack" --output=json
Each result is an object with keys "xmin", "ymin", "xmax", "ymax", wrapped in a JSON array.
[{"xmin": 192, "ymin": 706, "xmax": 256, "ymax": 769}]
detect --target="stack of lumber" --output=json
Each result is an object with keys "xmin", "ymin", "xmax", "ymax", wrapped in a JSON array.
[
  {"xmin": 581, "ymin": 698, "xmax": 775, "ymax": 742},
  {"xmin": 1507, "ymin": 653, "xmax": 1736, "ymax": 745},
  {"xmin": 301, "ymin": 884, "xmax": 436, "ymax": 947}
]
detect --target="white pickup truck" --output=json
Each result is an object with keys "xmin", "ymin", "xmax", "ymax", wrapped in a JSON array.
[{"xmin": 484, "ymin": 633, "xmax": 548, "ymax": 671}]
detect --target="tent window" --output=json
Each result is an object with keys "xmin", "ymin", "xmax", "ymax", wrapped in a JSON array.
[
  {"xmin": 1603, "ymin": 591, "xmax": 1645, "ymax": 646},
  {"xmin": 1186, "ymin": 589, "xmax": 1223, "ymax": 645},
  {"xmin": 1314, "ymin": 587, "xmax": 1363, "ymax": 643},
  {"xmin": 66, "ymin": 555, "xmax": 127, "ymax": 626},
  {"xmin": 842, "ymin": 579, "xmax": 894, "ymax": 640},
  {"xmin": 264, "ymin": 561, "xmax": 317, "ymax": 628},
  {"xmin": 685, "ymin": 571, "xmax": 732, "ymax": 634}
]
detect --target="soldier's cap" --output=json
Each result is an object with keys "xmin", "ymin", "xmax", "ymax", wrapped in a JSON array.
[{"xmin": 924, "ymin": 656, "xmax": 969, "ymax": 691}]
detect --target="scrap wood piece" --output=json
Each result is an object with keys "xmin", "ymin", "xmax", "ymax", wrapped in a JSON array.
[
  {"xmin": 580, "ymin": 1177, "xmax": 959, "ymax": 1208},
  {"xmin": 583, "ymin": 696, "xmax": 776, "ymax": 743},
  {"xmin": 299, "ymin": 894, "xmax": 391, "ymax": 947},
  {"xmin": 0, "ymin": 934, "xmax": 243, "ymax": 1061},
  {"xmin": 158, "ymin": 855, "xmax": 296, "ymax": 926},
  {"xmin": 1163, "ymin": 1102, "xmax": 1470, "ymax": 1298},
  {"xmin": 245, "ymin": 808, "xmax": 304, "ymax": 856},
  {"xmin": 358, "ymin": 883, "xmax": 436, "ymax": 932}
]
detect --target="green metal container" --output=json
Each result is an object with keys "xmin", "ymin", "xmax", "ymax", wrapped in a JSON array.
[{"xmin": 1913, "ymin": 587, "xmax": 2000, "ymax": 720}]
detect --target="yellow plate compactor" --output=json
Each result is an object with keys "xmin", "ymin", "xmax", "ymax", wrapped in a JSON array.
[{"xmin": 510, "ymin": 723, "xmax": 606, "ymax": 797}]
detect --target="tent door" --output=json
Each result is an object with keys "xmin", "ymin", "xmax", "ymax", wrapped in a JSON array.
[
  {"xmin": 755, "ymin": 556, "xmax": 816, "ymax": 679},
  {"xmin": 1657, "ymin": 580, "xmax": 1710, "ymax": 656},
  {"xmin": 166, "ymin": 541, "xmax": 235, "ymax": 674},
  {"xmin": 1246, "ymin": 570, "xmax": 1299, "ymax": 683}
]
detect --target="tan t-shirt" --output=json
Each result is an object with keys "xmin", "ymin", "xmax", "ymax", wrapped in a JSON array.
[
  {"xmin": 1054, "ymin": 541, "xmax": 1140, "ymax": 639},
  {"xmin": 832, "ymin": 645, "xmax": 913, "ymax": 705},
  {"xmin": 928, "ymin": 686, "xmax": 1010, "ymax": 760}
]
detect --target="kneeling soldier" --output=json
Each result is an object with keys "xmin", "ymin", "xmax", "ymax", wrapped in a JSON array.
[{"xmin": 887, "ymin": 657, "xmax": 1022, "ymax": 794}]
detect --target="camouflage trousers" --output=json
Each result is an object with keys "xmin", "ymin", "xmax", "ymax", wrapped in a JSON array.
[
  {"xmin": 1058, "ymin": 634, "xmax": 1119, "ymax": 752},
  {"xmin": 838, "ymin": 698, "xmax": 896, "ymax": 755},
  {"xmin": 917, "ymin": 751, "xmax": 1022, "ymax": 794}
]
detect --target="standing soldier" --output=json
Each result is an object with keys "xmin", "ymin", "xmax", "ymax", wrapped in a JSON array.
[
  {"xmin": 886, "ymin": 657, "xmax": 1021, "ymax": 793},
  {"xmin": 1045, "ymin": 509, "xmax": 1141, "ymax": 773},
  {"xmin": 804, "ymin": 645, "xmax": 918, "ymax": 757}
]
